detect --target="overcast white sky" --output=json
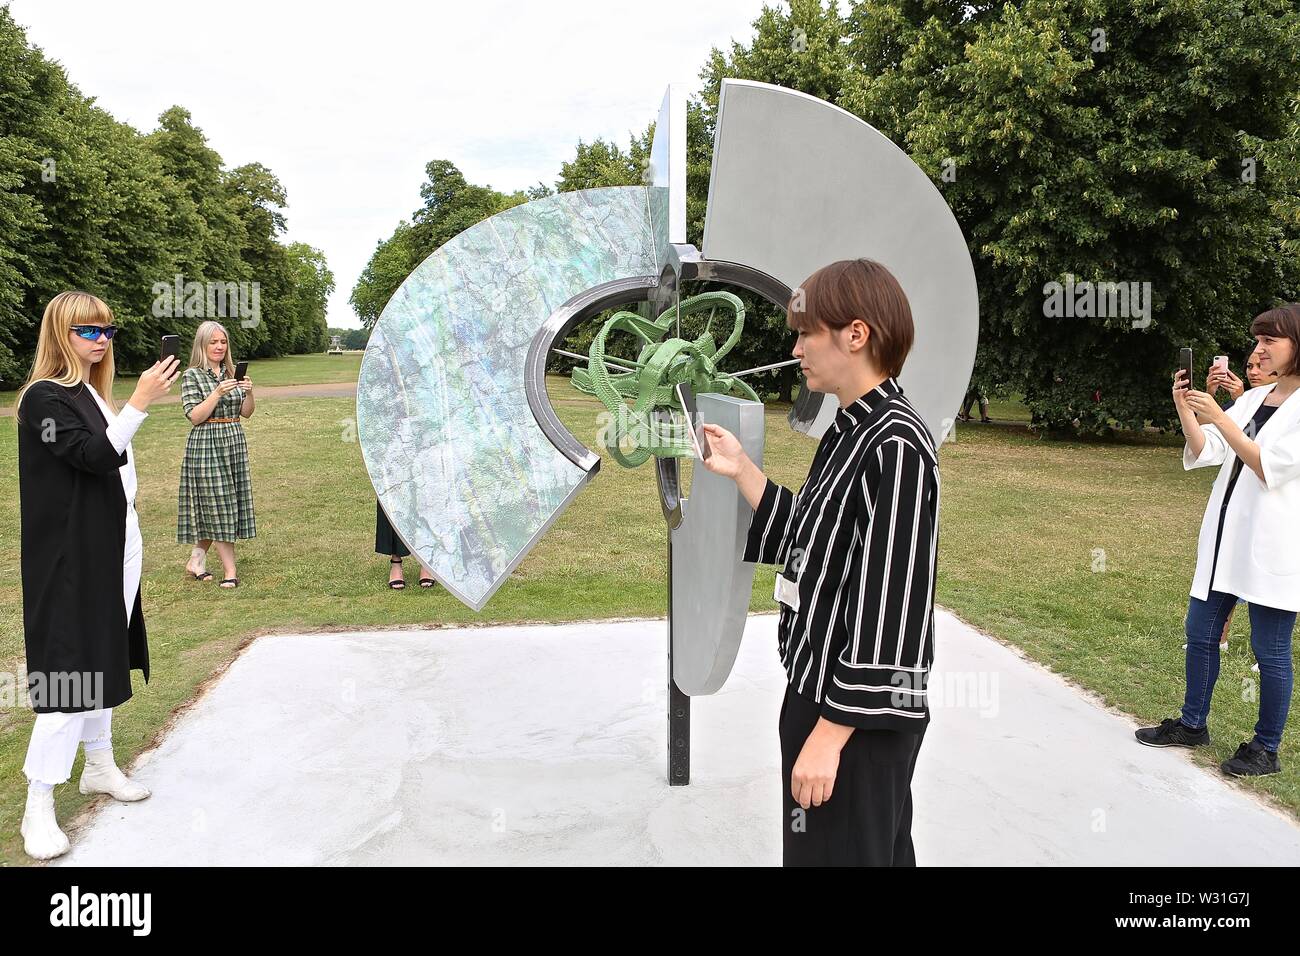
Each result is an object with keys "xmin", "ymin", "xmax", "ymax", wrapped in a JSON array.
[{"xmin": 8, "ymin": 0, "xmax": 768, "ymax": 328}]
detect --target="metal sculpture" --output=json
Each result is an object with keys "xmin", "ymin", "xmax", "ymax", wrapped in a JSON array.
[{"xmin": 357, "ymin": 80, "xmax": 979, "ymax": 784}]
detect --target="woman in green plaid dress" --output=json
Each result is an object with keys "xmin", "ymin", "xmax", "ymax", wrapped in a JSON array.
[{"xmin": 177, "ymin": 321, "xmax": 256, "ymax": 588}]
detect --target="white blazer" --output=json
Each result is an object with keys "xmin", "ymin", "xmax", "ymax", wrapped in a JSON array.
[{"xmin": 1184, "ymin": 382, "xmax": 1300, "ymax": 612}]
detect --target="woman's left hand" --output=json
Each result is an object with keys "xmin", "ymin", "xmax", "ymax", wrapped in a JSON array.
[
  {"xmin": 238, "ymin": 377, "xmax": 253, "ymax": 392},
  {"xmin": 791, "ymin": 725, "xmax": 850, "ymax": 809},
  {"xmin": 1183, "ymin": 389, "xmax": 1227, "ymax": 425}
]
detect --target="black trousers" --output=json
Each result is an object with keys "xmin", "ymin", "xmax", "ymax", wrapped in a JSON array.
[
  {"xmin": 779, "ymin": 683, "xmax": 924, "ymax": 866},
  {"xmin": 374, "ymin": 499, "xmax": 410, "ymax": 558}
]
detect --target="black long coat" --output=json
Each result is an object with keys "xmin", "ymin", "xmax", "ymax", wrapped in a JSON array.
[{"xmin": 17, "ymin": 380, "xmax": 149, "ymax": 714}]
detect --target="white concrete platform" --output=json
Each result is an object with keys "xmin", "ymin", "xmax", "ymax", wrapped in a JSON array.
[{"xmin": 57, "ymin": 610, "xmax": 1300, "ymax": 865}]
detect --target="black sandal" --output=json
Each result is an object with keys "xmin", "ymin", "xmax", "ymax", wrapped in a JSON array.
[
  {"xmin": 389, "ymin": 557, "xmax": 405, "ymax": 590},
  {"xmin": 418, "ymin": 574, "xmax": 436, "ymax": 588},
  {"xmin": 219, "ymin": 578, "xmax": 239, "ymax": 588},
  {"xmin": 190, "ymin": 570, "xmax": 214, "ymax": 581}
]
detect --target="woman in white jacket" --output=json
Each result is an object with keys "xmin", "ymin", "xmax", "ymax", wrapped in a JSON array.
[{"xmin": 1135, "ymin": 304, "xmax": 1300, "ymax": 777}]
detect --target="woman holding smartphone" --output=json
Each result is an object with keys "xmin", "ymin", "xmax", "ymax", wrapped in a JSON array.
[
  {"xmin": 1206, "ymin": 347, "xmax": 1278, "ymax": 405},
  {"xmin": 15, "ymin": 291, "xmax": 179, "ymax": 860},
  {"xmin": 1137, "ymin": 305, "xmax": 1300, "ymax": 776},
  {"xmin": 701, "ymin": 258, "xmax": 940, "ymax": 866},
  {"xmin": 177, "ymin": 321, "xmax": 256, "ymax": 588},
  {"xmin": 1196, "ymin": 347, "xmax": 1281, "ymax": 658}
]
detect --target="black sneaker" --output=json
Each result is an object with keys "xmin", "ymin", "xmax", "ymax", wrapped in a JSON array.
[
  {"xmin": 1135, "ymin": 717, "xmax": 1211, "ymax": 748},
  {"xmin": 1221, "ymin": 740, "xmax": 1281, "ymax": 777}
]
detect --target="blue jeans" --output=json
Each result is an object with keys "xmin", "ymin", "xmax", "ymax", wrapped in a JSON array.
[{"xmin": 1181, "ymin": 589, "xmax": 1296, "ymax": 752}]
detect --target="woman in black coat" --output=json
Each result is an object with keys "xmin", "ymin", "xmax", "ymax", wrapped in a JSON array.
[{"xmin": 15, "ymin": 291, "xmax": 178, "ymax": 860}]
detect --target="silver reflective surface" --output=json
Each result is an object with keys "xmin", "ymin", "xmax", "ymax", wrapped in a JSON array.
[
  {"xmin": 670, "ymin": 393, "xmax": 765, "ymax": 695},
  {"xmin": 704, "ymin": 79, "xmax": 978, "ymax": 444},
  {"xmin": 649, "ymin": 84, "xmax": 687, "ymax": 267}
]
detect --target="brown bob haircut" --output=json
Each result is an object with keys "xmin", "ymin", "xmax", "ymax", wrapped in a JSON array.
[
  {"xmin": 787, "ymin": 258, "xmax": 914, "ymax": 378},
  {"xmin": 1250, "ymin": 303, "xmax": 1300, "ymax": 378}
]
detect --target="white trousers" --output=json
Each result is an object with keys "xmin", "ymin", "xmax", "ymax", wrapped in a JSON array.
[{"xmin": 23, "ymin": 504, "xmax": 142, "ymax": 786}]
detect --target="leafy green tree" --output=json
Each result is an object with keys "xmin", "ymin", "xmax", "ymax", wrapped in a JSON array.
[
  {"xmin": 339, "ymin": 326, "xmax": 372, "ymax": 350},
  {"xmin": 351, "ymin": 160, "xmax": 530, "ymax": 329},
  {"xmin": 347, "ymin": 0, "xmax": 1300, "ymax": 430},
  {"xmin": 0, "ymin": 11, "xmax": 333, "ymax": 383},
  {"xmin": 1252, "ymin": 92, "xmax": 1300, "ymax": 258},
  {"xmin": 841, "ymin": 0, "xmax": 1300, "ymax": 432},
  {"xmin": 351, "ymin": 221, "xmax": 417, "ymax": 329},
  {"xmin": 691, "ymin": 0, "xmax": 853, "ymax": 401},
  {"xmin": 283, "ymin": 242, "xmax": 334, "ymax": 352},
  {"xmin": 556, "ymin": 131, "xmax": 651, "ymax": 191}
]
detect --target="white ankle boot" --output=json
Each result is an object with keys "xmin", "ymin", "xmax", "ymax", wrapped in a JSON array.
[
  {"xmin": 21, "ymin": 786, "xmax": 70, "ymax": 861},
  {"xmin": 79, "ymin": 748, "xmax": 150, "ymax": 802}
]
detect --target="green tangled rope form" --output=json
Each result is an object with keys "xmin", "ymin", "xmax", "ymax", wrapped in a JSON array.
[{"xmin": 569, "ymin": 290, "xmax": 759, "ymax": 468}]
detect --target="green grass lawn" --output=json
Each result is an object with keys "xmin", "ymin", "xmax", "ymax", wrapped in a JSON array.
[
  {"xmin": 0, "ymin": 351, "xmax": 362, "ymax": 409},
  {"xmin": 0, "ymin": 375, "xmax": 1294, "ymax": 864}
]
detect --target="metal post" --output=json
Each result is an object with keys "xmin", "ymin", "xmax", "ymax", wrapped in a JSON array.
[{"xmin": 667, "ymin": 535, "xmax": 690, "ymax": 786}]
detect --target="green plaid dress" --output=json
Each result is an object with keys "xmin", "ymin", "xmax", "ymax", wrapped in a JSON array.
[{"xmin": 177, "ymin": 365, "xmax": 256, "ymax": 543}]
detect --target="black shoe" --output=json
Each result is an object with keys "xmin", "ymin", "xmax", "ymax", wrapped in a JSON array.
[
  {"xmin": 1135, "ymin": 717, "xmax": 1210, "ymax": 748},
  {"xmin": 1221, "ymin": 740, "xmax": 1281, "ymax": 777}
]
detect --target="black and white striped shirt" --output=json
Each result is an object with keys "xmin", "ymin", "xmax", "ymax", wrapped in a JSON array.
[{"xmin": 744, "ymin": 376, "xmax": 940, "ymax": 732}]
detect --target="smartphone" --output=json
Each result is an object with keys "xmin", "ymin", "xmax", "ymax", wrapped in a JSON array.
[
  {"xmin": 234, "ymin": 361, "xmax": 248, "ymax": 381},
  {"xmin": 160, "ymin": 335, "xmax": 180, "ymax": 363},
  {"xmin": 1178, "ymin": 348, "xmax": 1193, "ymax": 390},
  {"xmin": 675, "ymin": 382, "xmax": 712, "ymax": 460},
  {"xmin": 1212, "ymin": 355, "xmax": 1229, "ymax": 371}
]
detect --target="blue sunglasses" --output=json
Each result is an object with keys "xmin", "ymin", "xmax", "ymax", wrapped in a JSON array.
[{"xmin": 71, "ymin": 325, "xmax": 118, "ymax": 341}]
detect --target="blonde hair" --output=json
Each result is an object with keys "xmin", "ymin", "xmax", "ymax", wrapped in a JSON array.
[
  {"xmin": 16, "ymin": 292, "xmax": 117, "ymax": 423},
  {"xmin": 189, "ymin": 320, "xmax": 236, "ymax": 378}
]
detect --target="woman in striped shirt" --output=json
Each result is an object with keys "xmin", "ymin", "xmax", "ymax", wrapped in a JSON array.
[{"xmin": 702, "ymin": 258, "xmax": 940, "ymax": 866}]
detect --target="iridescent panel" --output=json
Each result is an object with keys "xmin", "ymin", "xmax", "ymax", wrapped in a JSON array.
[{"xmin": 357, "ymin": 186, "xmax": 658, "ymax": 610}]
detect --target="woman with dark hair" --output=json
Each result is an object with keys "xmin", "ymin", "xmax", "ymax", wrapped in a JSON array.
[
  {"xmin": 1206, "ymin": 346, "xmax": 1278, "ymax": 406},
  {"xmin": 1196, "ymin": 346, "xmax": 1281, "ymax": 659},
  {"xmin": 1138, "ymin": 304, "xmax": 1300, "ymax": 777},
  {"xmin": 702, "ymin": 258, "xmax": 939, "ymax": 866},
  {"xmin": 15, "ymin": 292, "xmax": 178, "ymax": 859},
  {"xmin": 958, "ymin": 385, "xmax": 991, "ymax": 423}
]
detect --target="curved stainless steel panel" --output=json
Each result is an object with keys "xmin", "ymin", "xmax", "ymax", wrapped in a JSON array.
[
  {"xmin": 703, "ymin": 79, "xmax": 978, "ymax": 444},
  {"xmin": 524, "ymin": 276, "xmax": 657, "ymax": 472},
  {"xmin": 670, "ymin": 392, "xmax": 766, "ymax": 695}
]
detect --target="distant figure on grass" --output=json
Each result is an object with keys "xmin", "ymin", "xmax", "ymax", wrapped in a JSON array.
[
  {"xmin": 957, "ymin": 385, "xmax": 991, "ymax": 423},
  {"xmin": 177, "ymin": 321, "xmax": 256, "ymax": 589}
]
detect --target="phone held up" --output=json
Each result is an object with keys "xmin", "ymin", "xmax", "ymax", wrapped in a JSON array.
[
  {"xmin": 675, "ymin": 382, "xmax": 712, "ymax": 460},
  {"xmin": 160, "ymin": 334, "xmax": 180, "ymax": 363},
  {"xmin": 1178, "ymin": 347, "xmax": 1193, "ymax": 390},
  {"xmin": 234, "ymin": 361, "xmax": 249, "ymax": 382}
]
